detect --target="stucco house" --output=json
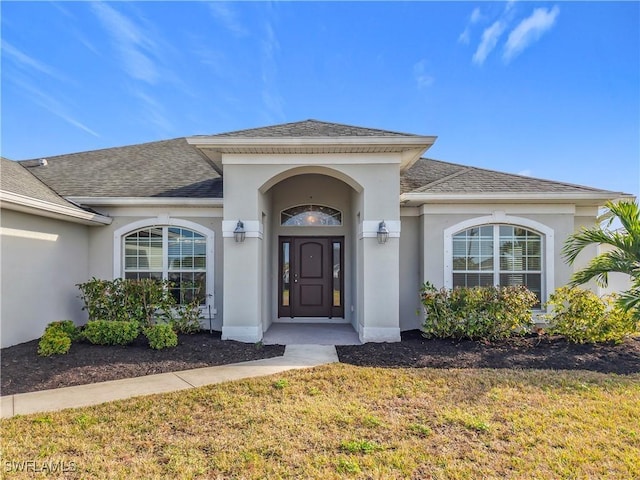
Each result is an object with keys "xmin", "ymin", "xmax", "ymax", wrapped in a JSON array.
[{"xmin": 0, "ymin": 120, "xmax": 632, "ymax": 348}]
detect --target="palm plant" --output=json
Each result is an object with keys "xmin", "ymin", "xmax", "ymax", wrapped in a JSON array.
[{"xmin": 562, "ymin": 200, "xmax": 640, "ymax": 317}]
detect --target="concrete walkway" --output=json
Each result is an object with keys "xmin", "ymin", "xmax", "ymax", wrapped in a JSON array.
[
  {"xmin": 263, "ymin": 323, "xmax": 361, "ymax": 345},
  {"xmin": 0, "ymin": 345, "xmax": 338, "ymax": 419}
]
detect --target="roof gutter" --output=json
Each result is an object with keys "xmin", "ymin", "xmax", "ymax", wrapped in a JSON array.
[
  {"xmin": 67, "ymin": 197, "xmax": 224, "ymax": 207},
  {"xmin": 400, "ymin": 191, "xmax": 635, "ymax": 205},
  {"xmin": 186, "ymin": 135, "xmax": 437, "ymax": 148},
  {"xmin": 0, "ymin": 191, "xmax": 112, "ymax": 225}
]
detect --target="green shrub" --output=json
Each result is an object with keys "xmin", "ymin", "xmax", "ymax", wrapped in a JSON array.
[
  {"xmin": 38, "ymin": 327, "xmax": 72, "ymax": 356},
  {"xmin": 144, "ymin": 324, "xmax": 178, "ymax": 350},
  {"xmin": 420, "ymin": 283, "xmax": 538, "ymax": 341},
  {"xmin": 170, "ymin": 299, "xmax": 202, "ymax": 334},
  {"xmin": 544, "ymin": 287, "xmax": 639, "ymax": 344},
  {"xmin": 77, "ymin": 278, "xmax": 177, "ymax": 326},
  {"xmin": 82, "ymin": 320, "xmax": 140, "ymax": 346},
  {"xmin": 47, "ymin": 320, "xmax": 80, "ymax": 341}
]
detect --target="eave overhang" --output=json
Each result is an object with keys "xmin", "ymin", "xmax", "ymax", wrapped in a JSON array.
[
  {"xmin": 399, "ymin": 191, "xmax": 635, "ymax": 207},
  {"xmin": 0, "ymin": 191, "xmax": 113, "ymax": 226},
  {"xmin": 67, "ymin": 197, "xmax": 224, "ymax": 207},
  {"xmin": 186, "ymin": 135, "xmax": 437, "ymax": 172}
]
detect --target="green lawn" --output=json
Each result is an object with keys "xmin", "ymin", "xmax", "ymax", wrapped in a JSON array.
[{"xmin": 2, "ymin": 365, "xmax": 639, "ymax": 479}]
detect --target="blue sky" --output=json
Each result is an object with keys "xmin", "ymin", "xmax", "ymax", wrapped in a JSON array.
[{"xmin": 2, "ymin": 1, "xmax": 638, "ymax": 197}]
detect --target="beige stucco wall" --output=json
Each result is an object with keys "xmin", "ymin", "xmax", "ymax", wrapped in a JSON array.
[
  {"xmin": 85, "ymin": 207, "xmax": 224, "ymax": 330},
  {"xmin": 399, "ymin": 213, "xmax": 422, "ymax": 330},
  {"xmin": 221, "ymin": 153, "xmax": 402, "ymax": 342},
  {"xmin": 1, "ymin": 209, "xmax": 90, "ymax": 347},
  {"xmin": 419, "ymin": 205, "xmax": 579, "ymax": 296}
]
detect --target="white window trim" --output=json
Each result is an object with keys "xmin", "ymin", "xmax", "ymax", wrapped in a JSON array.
[
  {"xmin": 114, "ymin": 218, "xmax": 215, "ymax": 311},
  {"xmin": 443, "ymin": 213, "xmax": 554, "ymax": 303}
]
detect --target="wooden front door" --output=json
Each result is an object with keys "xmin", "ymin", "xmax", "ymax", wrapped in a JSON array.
[{"xmin": 278, "ymin": 237, "xmax": 344, "ymax": 318}]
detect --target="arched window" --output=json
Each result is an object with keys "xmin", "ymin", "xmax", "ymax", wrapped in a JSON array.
[
  {"xmin": 280, "ymin": 205, "xmax": 342, "ymax": 226},
  {"xmin": 452, "ymin": 225, "xmax": 543, "ymax": 304},
  {"xmin": 123, "ymin": 226, "xmax": 207, "ymax": 305}
]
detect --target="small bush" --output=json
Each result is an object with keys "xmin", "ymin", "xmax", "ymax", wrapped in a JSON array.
[
  {"xmin": 420, "ymin": 283, "xmax": 538, "ymax": 341},
  {"xmin": 169, "ymin": 300, "xmax": 202, "ymax": 334},
  {"xmin": 144, "ymin": 324, "xmax": 178, "ymax": 350},
  {"xmin": 82, "ymin": 320, "xmax": 140, "ymax": 346},
  {"xmin": 38, "ymin": 327, "xmax": 72, "ymax": 356},
  {"xmin": 47, "ymin": 320, "xmax": 80, "ymax": 341},
  {"xmin": 77, "ymin": 278, "xmax": 177, "ymax": 325},
  {"xmin": 544, "ymin": 287, "xmax": 638, "ymax": 344}
]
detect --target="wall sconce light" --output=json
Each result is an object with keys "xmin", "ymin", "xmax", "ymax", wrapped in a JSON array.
[
  {"xmin": 233, "ymin": 220, "xmax": 246, "ymax": 243},
  {"xmin": 377, "ymin": 220, "xmax": 389, "ymax": 244}
]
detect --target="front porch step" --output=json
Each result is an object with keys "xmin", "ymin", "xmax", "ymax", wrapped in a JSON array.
[{"xmin": 263, "ymin": 323, "xmax": 361, "ymax": 345}]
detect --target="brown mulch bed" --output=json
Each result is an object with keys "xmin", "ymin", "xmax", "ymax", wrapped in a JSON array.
[
  {"xmin": 2, "ymin": 330, "xmax": 638, "ymax": 397},
  {"xmin": 1, "ymin": 332, "xmax": 284, "ymax": 396},
  {"xmin": 337, "ymin": 330, "xmax": 640, "ymax": 374}
]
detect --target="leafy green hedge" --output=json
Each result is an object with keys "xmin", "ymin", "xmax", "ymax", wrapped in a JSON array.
[
  {"xmin": 77, "ymin": 278, "xmax": 175, "ymax": 326},
  {"xmin": 544, "ymin": 287, "xmax": 639, "ymax": 344},
  {"xmin": 144, "ymin": 324, "xmax": 178, "ymax": 350},
  {"xmin": 420, "ymin": 283, "xmax": 538, "ymax": 341},
  {"xmin": 82, "ymin": 320, "xmax": 140, "ymax": 346},
  {"xmin": 77, "ymin": 278, "xmax": 202, "ymax": 332},
  {"xmin": 37, "ymin": 321, "xmax": 78, "ymax": 356}
]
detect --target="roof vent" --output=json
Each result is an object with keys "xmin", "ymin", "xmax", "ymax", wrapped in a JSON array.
[{"xmin": 38, "ymin": 158, "xmax": 48, "ymax": 166}]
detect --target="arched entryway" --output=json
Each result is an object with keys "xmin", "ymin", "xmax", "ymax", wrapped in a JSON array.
[{"xmin": 263, "ymin": 172, "xmax": 359, "ymax": 340}]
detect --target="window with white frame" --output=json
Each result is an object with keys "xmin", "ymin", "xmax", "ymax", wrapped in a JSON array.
[
  {"xmin": 452, "ymin": 225, "xmax": 542, "ymax": 305},
  {"xmin": 123, "ymin": 226, "xmax": 207, "ymax": 305}
]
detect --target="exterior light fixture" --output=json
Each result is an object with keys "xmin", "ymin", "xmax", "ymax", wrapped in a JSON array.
[
  {"xmin": 233, "ymin": 220, "xmax": 246, "ymax": 243},
  {"xmin": 377, "ymin": 220, "xmax": 389, "ymax": 244}
]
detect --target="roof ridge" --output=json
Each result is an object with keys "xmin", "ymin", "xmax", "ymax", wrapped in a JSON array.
[
  {"xmin": 19, "ymin": 137, "xmax": 189, "ymax": 163},
  {"xmin": 412, "ymin": 165, "xmax": 472, "ymax": 193},
  {"xmin": 1, "ymin": 158, "xmax": 87, "ymax": 211},
  {"xmin": 207, "ymin": 119, "xmax": 420, "ymax": 137},
  {"xmin": 419, "ymin": 157, "xmax": 615, "ymax": 194},
  {"xmin": 463, "ymin": 162, "xmax": 611, "ymax": 193}
]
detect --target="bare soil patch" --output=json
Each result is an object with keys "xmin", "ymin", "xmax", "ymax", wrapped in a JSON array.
[
  {"xmin": 1, "ymin": 332, "xmax": 284, "ymax": 396},
  {"xmin": 337, "ymin": 330, "xmax": 640, "ymax": 374},
  {"xmin": 2, "ymin": 330, "xmax": 638, "ymax": 397}
]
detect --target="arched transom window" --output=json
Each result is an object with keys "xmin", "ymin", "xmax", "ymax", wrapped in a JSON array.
[
  {"xmin": 124, "ymin": 227, "xmax": 207, "ymax": 304},
  {"xmin": 280, "ymin": 205, "xmax": 342, "ymax": 226},
  {"xmin": 452, "ymin": 225, "xmax": 543, "ymax": 304}
]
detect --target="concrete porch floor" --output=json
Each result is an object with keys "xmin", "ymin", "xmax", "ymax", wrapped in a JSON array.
[{"xmin": 262, "ymin": 323, "xmax": 361, "ymax": 345}]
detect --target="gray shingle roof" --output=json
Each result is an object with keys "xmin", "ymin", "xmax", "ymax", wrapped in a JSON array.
[
  {"xmin": 1, "ymin": 156, "xmax": 82, "ymax": 209},
  {"xmin": 20, "ymin": 138, "xmax": 222, "ymax": 198},
  {"xmin": 207, "ymin": 119, "xmax": 418, "ymax": 138},
  {"xmin": 12, "ymin": 122, "xmax": 623, "ymax": 201},
  {"xmin": 401, "ymin": 158, "xmax": 620, "ymax": 195}
]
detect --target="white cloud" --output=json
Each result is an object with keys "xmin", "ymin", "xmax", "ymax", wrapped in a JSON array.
[
  {"xmin": 518, "ymin": 169, "xmax": 532, "ymax": 177},
  {"xmin": 260, "ymin": 21, "xmax": 284, "ymax": 121},
  {"xmin": 91, "ymin": 2, "xmax": 160, "ymax": 83},
  {"xmin": 473, "ymin": 20, "xmax": 506, "ymax": 65},
  {"xmin": 458, "ymin": 29, "xmax": 471, "ymax": 45},
  {"xmin": 209, "ymin": 2, "xmax": 248, "ymax": 37},
  {"xmin": 504, "ymin": 6, "xmax": 560, "ymax": 62},
  {"xmin": 413, "ymin": 60, "xmax": 435, "ymax": 89},
  {"xmin": 458, "ymin": 7, "xmax": 483, "ymax": 45},
  {"xmin": 1, "ymin": 40, "xmax": 69, "ymax": 82},
  {"xmin": 470, "ymin": 7, "xmax": 483, "ymax": 24},
  {"xmin": 132, "ymin": 89, "xmax": 173, "ymax": 133},
  {"xmin": 10, "ymin": 77, "xmax": 99, "ymax": 137}
]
